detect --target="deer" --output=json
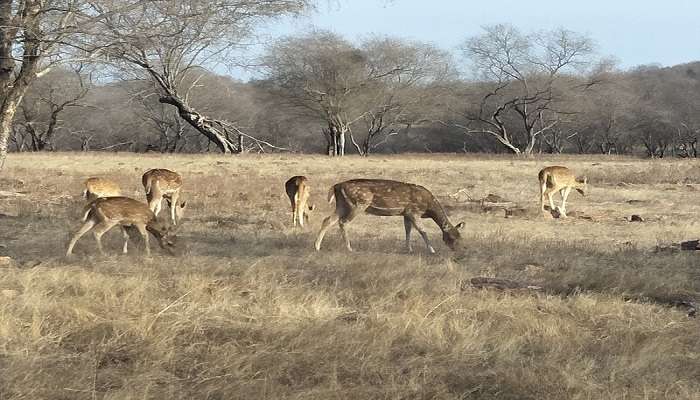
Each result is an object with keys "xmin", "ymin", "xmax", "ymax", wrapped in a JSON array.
[
  {"xmin": 285, "ymin": 175, "xmax": 315, "ymax": 228},
  {"xmin": 538, "ymin": 166, "xmax": 588, "ymax": 218},
  {"xmin": 142, "ymin": 168, "xmax": 186, "ymax": 225},
  {"xmin": 83, "ymin": 177, "xmax": 121, "ymax": 202},
  {"xmin": 66, "ymin": 197, "xmax": 178, "ymax": 256},
  {"xmin": 314, "ymin": 179, "xmax": 465, "ymax": 253}
]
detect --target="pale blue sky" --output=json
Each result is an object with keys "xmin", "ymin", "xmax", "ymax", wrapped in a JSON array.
[{"xmin": 263, "ymin": 0, "xmax": 699, "ymax": 70}]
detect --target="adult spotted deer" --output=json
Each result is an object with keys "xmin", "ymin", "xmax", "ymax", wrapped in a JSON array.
[
  {"xmin": 142, "ymin": 168, "xmax": 186, "ymax": 225},
  {"xmin": 314, "ymin": 179, "xmax": 465, "ymax": 253},
  {"xmin": 83, "ymin": 177, "xmax": 121, "ymax": 202},
  {"xmin": 538, "ymin": 166, "xmax": 588, "ymax": 218},
  {"xmin": 285, "ymin": 175, "xmax": 315, "ymax": 228},
  {"xmin": 66, "ymin": 197, "xmax": 178, "ymax": 256}
]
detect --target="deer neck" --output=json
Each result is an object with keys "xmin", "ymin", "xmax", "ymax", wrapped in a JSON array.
[{"xmin": 427, "ymin": 201, "xmax": 453, "ymax": 233}]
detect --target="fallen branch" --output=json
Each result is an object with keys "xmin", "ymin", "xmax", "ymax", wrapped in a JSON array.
[
  {"xmin": 465, "ymin": 277, "xmax": 697, "ymax": 318},
  {"xmin": 449, "ymin": 188, "xmax": 473, "ymax": 201},
  {"xmin": 466, "ymin": 277, "xmax": 544, "ymax": 291},
  {"xmin": 0, "ymin": 190, "xmax": 27, "ymax": 197}
]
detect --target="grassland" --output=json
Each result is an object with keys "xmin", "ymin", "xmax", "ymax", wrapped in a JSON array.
[{"xmin": 0, "ymin": 152, "xmax": 698, "ymax": 400}]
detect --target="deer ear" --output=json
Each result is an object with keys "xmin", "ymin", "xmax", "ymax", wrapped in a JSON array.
[
  {"xmin": 455, "ymin": 222, "xmax": 465, "ymax": 230},
  {"xmin": 180, "ymin": 201, "xmax": 187, "ymax": 208}
]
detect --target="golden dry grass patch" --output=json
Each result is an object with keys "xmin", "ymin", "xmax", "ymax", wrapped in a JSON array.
[{"xmin": 0, "ymin": 152, "xmax": 698, "ymax": 399}]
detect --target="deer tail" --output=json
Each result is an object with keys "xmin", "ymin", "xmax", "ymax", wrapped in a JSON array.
[{"xmin": 82, "ymin": 188, "xmax": 89, "ymax": 200}]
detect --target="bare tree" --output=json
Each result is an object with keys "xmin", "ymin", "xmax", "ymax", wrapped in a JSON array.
[
  {"xmin": 15, "ymin": 67, "xmax": 91, "ymax": 151},
  {"xmin": 82, "ymin": 0, "xmax": 310, "ymax": 154},
  {"xmin": 0, "ymin": 0, "xmax": 145, "ymax": 166},
  {"xmin": 352, "ymin": 37, "xmax": 454, "ymax": 156},
  {"xmin": 454, "ymin": 25, "xmax": 595, "ymax": 155},
  {"xmin": 263, "ymin": 31, "xmax": 373, "ymax": 156},
  {"xmin": 263, "ymin": 31, "xmax": 452, "ymax": 156}
]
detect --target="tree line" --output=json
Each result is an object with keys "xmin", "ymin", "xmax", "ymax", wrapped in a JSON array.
[{"xmin": 2, "ymin": 1, "xmax": 699, "ymax": 161}]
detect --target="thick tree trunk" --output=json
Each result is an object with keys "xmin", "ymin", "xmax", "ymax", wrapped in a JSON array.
[
  {"xmin": 159, "ymin": 95, "xmax": 240, "ymax": 154},
  {"xmin": 0, "ymin": 0, "xmax": 42, "ymax": 167},
  {"xmin": 337, "ymin": 129, "xmax": 345, "ymax": 156},
  {"xmin": 0, "ymin": 103, "xmax": 18, "ymax": 166},
  {"xmin": 523, "ymin": 134, "xmax": 537, "ymax": 156}
]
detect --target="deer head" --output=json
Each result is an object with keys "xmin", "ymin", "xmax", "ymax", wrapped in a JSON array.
[
  {"xmin": 576, "ymin": 176, "xmax": 588, "ymax": 196},
  {"xmin": 147, "ymin": 218, "xmax": 181, "ymax": 254},
  {"xmin": 442, "ymin": 222, "xmax": 465, "ymax": 250}
]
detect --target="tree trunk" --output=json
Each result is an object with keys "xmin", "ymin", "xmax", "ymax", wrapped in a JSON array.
[
  {"xmin": 0, "ymin": 102, "xmax": 18, "ymax": 165},
  {"xmin": 523, "ymin": 135, "xmax": 537, "ymax": 156},
  {"xmin": 159, "ymin": 95, "xmax": 240, "ymax": 154}
]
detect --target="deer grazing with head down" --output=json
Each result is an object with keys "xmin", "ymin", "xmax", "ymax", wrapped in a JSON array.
[
  {"xmin": 314, "ymin": 179, "xmax": 465, "ymax": 253},
  {"xmin": 142, "ymin": 168, "xmax": 186, "ymax": 225},
  {"xmin": 538, "ymin": 166, "xmax": 588, "ymax": 218},
  {"xmin": 66, "ymin": 197, "xmax": 178, "ymax": 256},
  {"xmin": 285, "ymin": 175, "xmax": 315, "ymax": 228},
  {"xmin": 83, "ymin": 177, "xmax": 121, "ymax": 202}
]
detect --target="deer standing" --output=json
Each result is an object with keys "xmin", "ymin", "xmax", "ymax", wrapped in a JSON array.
[
  {"xmin": 285, "ymin": 176, "xmax": 315, "ymax": 228},
  {"xmin": 66, "ymin": 197, "xmax": 177, "ymax": 256},
  {"xmin": 314, "ymin": 179, "xmax": 465, "ymax": 253},
  {"xmin": 142, "ymin": 168, "xmax": 186, "ymax": 225},
  {"xmin": 538, "ymin": 166, "xmax": 588, "ymax": 218},
  {"xmin": 83, "ymin": 177, "xmax": 121, "ymax": 202}
]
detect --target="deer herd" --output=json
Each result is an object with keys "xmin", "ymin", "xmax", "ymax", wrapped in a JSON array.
[{"xmin": 66, "ymin": 165, "xmax": 588, "ymax": 257}]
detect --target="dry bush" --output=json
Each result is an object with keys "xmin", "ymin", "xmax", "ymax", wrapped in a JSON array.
[{"xmin": 0, "ymin": 153, "xmax": 698, "ymax": 399}]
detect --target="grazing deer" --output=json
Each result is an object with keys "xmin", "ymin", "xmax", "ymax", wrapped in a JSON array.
[
  {"xmin": 285, "ymin": 176, "xmax": 315, "ymax": 228},
  {"xmin": 142, "ymin": 168, "xmax": 186, "ymax": 225},
  {"xmin": 538, "ymin": 166, "xmax": 588, "ymax": 218},
  {"xmin": 314, "ymin": 179, "xmax": 465, "ymax": 253},
  {"xmin": 66, "ymin": 197, "xmax": 178, "ymax": 256},
  {"xmin": 83, "ymin": 177, "xmax": 121, "ymax": 202}
]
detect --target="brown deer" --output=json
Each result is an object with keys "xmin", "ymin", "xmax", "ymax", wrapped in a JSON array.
[
  {"xmin": 314, "ymin": 179, "xmax": 465, "ymax": 253},
  {"xmin": 66, "ymin": 197, "xmax": 177, "ymax": 256},
  {"xmin": 83, "ymin": 177, "xmax": 121, "ymax": 202},
  {"xmin": 285, "ymin": 176, "xmax": 315, "ymax": 228},
  {"xmin": 142, "ymin": 168, "xmax": 186, "ymax": 225},
  {"xmin": 538, "ymin": 166, "xmax": 588, "ymax": 218}
]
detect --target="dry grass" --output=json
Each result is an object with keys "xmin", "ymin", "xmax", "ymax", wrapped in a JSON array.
[{"xmin": 0, "ymin": 152, "xmax": 699, "ymax": 399}]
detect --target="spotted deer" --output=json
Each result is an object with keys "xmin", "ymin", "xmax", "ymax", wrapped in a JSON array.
[
  {"xmin": 66, "ymin": 197, "xmax": 178, "ymax": 256},
  {"xmin": 83, "ymin": 177, "xmax": 121, "ymax": 202},
  {"xmin": 314, "ymin": 179, "xmax": 465, "ymax": 253},
  {"xmin": 538, "ymin": 166, "xmax": 588, "ymax": 218},
  {"xmin": 142, "ymin": 169, "xmax": 186, "ymax": 225},
  {"xmin": 285, "ymin": 176, "xmax": 315, "ymax": 228}
]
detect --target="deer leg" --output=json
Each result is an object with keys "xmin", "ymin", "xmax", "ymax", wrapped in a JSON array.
[
  {"xmin": 546, "ymin": 189, "xmax": 556, "ymax": 213},
  {"xmin": 290, "ymin": 201, "xmax": 297, "ymax": 228},
  {"xmin": 540, "ymin": 182, "xmax": 547, "ymax": 212},
  {"xmin": 338, "ymin": 221, "xmax": 353, "ymax": 252},
  {"xmin": 169, "ymin": 192, "xmax": 180, "ymax": 225},
  {"xmin": 559, "ymin": 187, "xmax": 572, "ymax": 218},
  {"xmin": 121, "ymin": 226, "xmax": 130, "ymax": 254},
  {"xmin": 66, "ymin": 219, "xmax": 96, "ymax": 256},
  {"xmin": 407, "ymin": 215, "xmax": 435, "ymax": 254},
  {"xmin": 295, "ymin": 193, "xmax": 304, "ymax": 228},
  {"xmin": 151, "ymin": 197, "xmax": 163, "ymax": 217},
  {"xmin": 314, "ymin": 214, "xmax": 339, "ymax": 251},
  {"xmin": 92, "ymin": 221, "xmax": 117, "ymax": 255},
  {"xmin": 403, "ymin": 216, "xmax": 414, "ymax": 253},
  {"xmin": 135, "ymin": 224, "xmax": 151, "ymax": 256},
  {"xmin": 297, "ymin": 206, "xmax": 305, "ymax": 228},
  {"xmin": 337, "ymin": 206, "xmax": 360, "ymax": 252}
]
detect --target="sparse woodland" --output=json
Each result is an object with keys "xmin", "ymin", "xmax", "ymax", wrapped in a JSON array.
[{"xmin": 1, "ymin": 1, "xmax": 699, "ymax": 159}]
